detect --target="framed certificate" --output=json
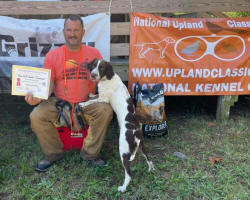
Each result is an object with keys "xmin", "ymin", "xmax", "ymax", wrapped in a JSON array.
[{"xmin": 12, "ymin": 65, "xmax": 51, "ymax": 99}]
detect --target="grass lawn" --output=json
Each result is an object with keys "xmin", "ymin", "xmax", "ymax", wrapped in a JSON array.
[{"xmin": 0, "ymin": 94, "xmax": 249, "ymax": 200}]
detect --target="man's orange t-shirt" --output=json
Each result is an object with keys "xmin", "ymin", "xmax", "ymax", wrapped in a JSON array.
[{"xmin": 44, "ymin": 45, "xmax": 102, "ymax": 103}]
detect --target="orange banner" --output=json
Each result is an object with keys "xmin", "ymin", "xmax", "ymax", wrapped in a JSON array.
[{"xmin": 128, "ymin": 12, "xmax": 250, "ymax": 95}]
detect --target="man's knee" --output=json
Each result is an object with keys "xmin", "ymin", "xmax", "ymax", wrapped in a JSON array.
[
  {"xmin": 98, "ymin": 103, "xmax": 113, "ymax": 120},
  {"xmin": 29, "ymin": 105, "xmax": 51, "ymax": 123},
  {"xmin": 30, "ymin": 107, "xmax": 40, "ymax": 123}
]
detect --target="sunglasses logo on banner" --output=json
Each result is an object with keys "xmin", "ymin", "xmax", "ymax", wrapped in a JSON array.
[
  {"xmin": 174, "ymin": 34, "xmax": 246, "ymax": 62},
  {"xmin": 134, "ymin": 34, "xmax": 246, "ymax": 62},
  {"xmin": 134, "ymin": 37, "xmax": 175, "ymax": 58},
  {"xmin": 134, "ymin": 19, "xmax": 247, "ymax": 62}
]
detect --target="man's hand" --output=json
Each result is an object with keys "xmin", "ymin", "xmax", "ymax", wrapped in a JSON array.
[{"xmin": 25, "ymin": 93, "xmax": 43, "ymax": 106}]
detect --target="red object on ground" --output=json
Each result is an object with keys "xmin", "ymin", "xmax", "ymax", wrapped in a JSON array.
[{"xmin": 57, "ymin": 126, "xmax": 88, "ymax": 151}]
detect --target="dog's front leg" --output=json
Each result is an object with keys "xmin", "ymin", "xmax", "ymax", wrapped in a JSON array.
[
  {"xmin": 79, "ymin": 99, "xmax": 99, "ymax": 108},
  {"xmin": 79, "ymin": 96, "xmax": 109, "ymax": 108},
  {"xmin": 88, "ymin": 93, "xmax": 98, "ymax": 99}
]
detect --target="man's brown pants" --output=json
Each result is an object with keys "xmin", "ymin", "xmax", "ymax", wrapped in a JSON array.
[{"xmin": 30, "ymin": 97, "xmax": 113, "ymax": 161}]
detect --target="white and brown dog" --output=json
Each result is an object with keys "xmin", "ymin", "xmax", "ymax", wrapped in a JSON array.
[{"xmin": 79, "ymin": 59, "xmax": 154, "ymax": 192}]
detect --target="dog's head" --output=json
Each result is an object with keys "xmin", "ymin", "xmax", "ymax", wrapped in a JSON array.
[{"xmin": 87, "ymin": 58, "xmax": 114, "ymax": 81}]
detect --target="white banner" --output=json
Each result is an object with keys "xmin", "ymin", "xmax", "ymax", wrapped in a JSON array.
[{"xmin": 0, "ymin": 13, "xmax": 110, "ymax": 92}]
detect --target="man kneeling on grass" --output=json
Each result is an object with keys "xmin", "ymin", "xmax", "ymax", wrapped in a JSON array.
[{"xmin": 25, "ymin": 15, "xmax": 113, "ymax": 172}]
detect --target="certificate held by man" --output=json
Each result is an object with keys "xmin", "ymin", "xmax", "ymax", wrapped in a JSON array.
[{"xmin": 12, "ymin": 65, "xmax": 51, "ymax": 100}]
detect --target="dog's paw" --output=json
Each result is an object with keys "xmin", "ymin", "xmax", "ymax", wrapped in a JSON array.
[
  {"xmin": 148, "ymin": 161, "xmax": 155, "ymax": 172},
  {"xmin": 79, "ymin": 102, "xmax": 88, "ymax": 108},
  {"xmin": 118, "ymin": 186, "xmax": 126, "ymax": 193},
  {"xmin": 88, "ymin": 93, "xmax": 97, "ymax": 98}
]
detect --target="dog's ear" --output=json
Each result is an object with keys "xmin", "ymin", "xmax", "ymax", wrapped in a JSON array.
[
  {"xmin": 105, "ymin": 61, "xmax": 115, "ymax": 80},
  {"xmin": 87, "ymin": 58, "xmax": 98, "ymax": 71}
]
